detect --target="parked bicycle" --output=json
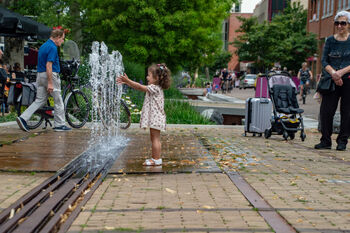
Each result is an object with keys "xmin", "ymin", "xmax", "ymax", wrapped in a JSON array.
[{"xmin": 95, "ymin": 83, "xmax": 131, "ymax": 130}]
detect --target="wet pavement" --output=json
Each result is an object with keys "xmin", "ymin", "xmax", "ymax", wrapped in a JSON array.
[
  {"xmin": 110, "ymin": 128, "xmax": 220, "ymax": 174},
  {"xmin": 0, "ymin": 123, "xmax": 91, "ymax": 172}
]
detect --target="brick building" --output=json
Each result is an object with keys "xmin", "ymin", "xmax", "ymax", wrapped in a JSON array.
[
  {"xmin": 224, "ymin": 13, "xmax": 253, "ymax": 71},
  {"xmin": 253, "ymin": 0, "xmax": 289, "ymax": 23},
  {"xmin": 307, "ymin": 0, "xmax": 350, "ymax": 76}
]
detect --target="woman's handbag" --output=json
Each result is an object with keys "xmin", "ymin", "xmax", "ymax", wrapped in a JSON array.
[{"xmin": 316, "ymin": 72, "xmax": 335, "ymax": 95}]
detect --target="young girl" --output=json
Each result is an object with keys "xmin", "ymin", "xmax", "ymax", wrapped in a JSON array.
[{"xmin": 116, "ymin": 64, "xmax": 171, "ymax": 166}]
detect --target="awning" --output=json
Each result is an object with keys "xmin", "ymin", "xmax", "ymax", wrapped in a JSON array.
[{"xmin": 0, "ymin": 6, "xmax": 51, "ymax": 40}]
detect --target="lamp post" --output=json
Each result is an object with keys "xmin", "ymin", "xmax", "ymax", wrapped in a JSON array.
[{"xmin": 57, "ymin": 9, "xmax": 61, "ymax": 26}]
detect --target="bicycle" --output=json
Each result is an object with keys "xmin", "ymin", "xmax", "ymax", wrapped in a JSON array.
[
  {"xmin": 12, "ymin": 40, "xmax": 90, "ymax": 129},
  {"xmin": 12, "ymin": 66, "xmax": 90, "ymax": 130},
  {"xmin": 299, "ymin": 79, "xmax": 309, "ymax": 104},
  {"xmin": 94, "ymin": 83, "xmax": 131, "ymax": 130}
]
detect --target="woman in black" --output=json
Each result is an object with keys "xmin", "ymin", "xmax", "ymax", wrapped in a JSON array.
[{"xmin": 315, "ymin": 11, "xmax": 350, "ymax": 151}]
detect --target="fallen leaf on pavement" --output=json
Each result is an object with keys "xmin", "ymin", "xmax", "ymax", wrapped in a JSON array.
[
  {"xmin": 202, "ymin": 205, "xmax": 214, "ymax": 209},
  {"xmin": 165, "ymin": 188, "xmax": 176, "ymax": 194},
  {"xmin": 196, "ymin": 210, "xmax": 203, "ymax": 214}
]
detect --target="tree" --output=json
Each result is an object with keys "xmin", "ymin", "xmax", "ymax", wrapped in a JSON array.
[
  {"xmin": 81, "ymin": 0, "xmax": 236, "ymax": 73},
  {"xmin": 233, "ymin": 2, "xmax": 317, "ymax": 72}
]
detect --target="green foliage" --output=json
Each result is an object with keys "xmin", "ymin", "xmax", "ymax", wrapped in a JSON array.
[
  {"xmin": 207, "ymin": 50, "xmax": 233, "ymax": 75},
  {"xmin": 77, "ymin": 59, "xmax": 91, "ymax": 86},
  {"xmin": 233, "ymin": 2, "xmax": 317, "ymax": 72},
  {"xmin": 164, "ymin": 87, "xmax": 184, "ymax": 99},
  {"xmin": 125, "ymin": 88, "xmax": 212, "ymax": 124},
  {"xmin": 123, "ymin": 60, "xmax": 145, "ymax": 82},
  {"xmin": 0, "ymin": 112, "xmax": 17, "ymax": 123},
  {"xmin": 82, "ymin": 0, "xmax": 236, "ymax": 72},
  {"xmin": 194, "ymin": 74, "xmax": 210, "ymax": 88},
  {"xmin": 165, "ymin": 100, "xmax": 214, "ymax": 124}
]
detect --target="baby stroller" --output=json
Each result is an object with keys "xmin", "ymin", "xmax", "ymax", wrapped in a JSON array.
[{"xmin": 264, "ymin": 71, "xmax": 306, "ymax": 141}]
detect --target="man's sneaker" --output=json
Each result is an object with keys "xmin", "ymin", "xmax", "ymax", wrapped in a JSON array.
[
  {"xmin": 314, "ymin": 142, "xmax": 331, "ymax": 149},
  {"xmin": 53, "ymin": 125, "xmax": 72, "ymax": 132},
  {"xmin": 16, "ymin": 117, "xmax": 29, "ymax": 132}
]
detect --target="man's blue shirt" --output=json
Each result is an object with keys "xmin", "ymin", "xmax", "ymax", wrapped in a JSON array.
[{"xmin": 37, "ymin": 39, "xmax": 60, "ymax": 73}]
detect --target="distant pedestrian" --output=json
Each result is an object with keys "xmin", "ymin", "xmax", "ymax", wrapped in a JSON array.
[
  {"xmin": 117, "ymin": 63, "xmax": 171, "ymax": 166},
  {"xmin": 297, "ymin": 62, "xmax": 313, "ymax": 100},
  {"xmin": 315, "ymin": 11, "xmax": 350, "ymax": 151}
]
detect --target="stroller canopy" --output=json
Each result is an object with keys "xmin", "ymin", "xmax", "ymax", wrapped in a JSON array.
[{"xmin": 268, "ymin": 72, "xmax": 296, "ymax": 89}]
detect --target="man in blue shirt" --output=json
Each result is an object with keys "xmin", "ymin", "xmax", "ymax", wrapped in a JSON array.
[{"xmin": 17, "ymin": 29, "xmax": 71, "ymax": 132}]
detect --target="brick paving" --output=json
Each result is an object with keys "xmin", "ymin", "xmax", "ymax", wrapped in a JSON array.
[
  {"xmin": 1, "ymin": 109, "xmax": 349, "ymax": 232},
  {"xmin": 196, "ymin": 127, "xmax": 350, "ymax": 233},
  {"xmin": 69, "ymin": 173, "xmax": 271, "ymax": 233},
  {"xmin": 0, "ymin": 172, "xmax": 51, "ymax": 212}
]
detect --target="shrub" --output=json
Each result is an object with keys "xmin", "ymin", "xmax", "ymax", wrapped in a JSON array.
[
  {"xmin": 123, "ymin": 60, "xmax": 145, "ymax": 82},
  {"xmin": 165, "ymin": 100, "xmax": 214, "ymax": 125},
  {"xmin": 125, "ymin": 88, "xmax": 213, "ymax": 124},
  {"xmin": 164, "ymin": 87, "xmax": 184, "ymax": 99}
]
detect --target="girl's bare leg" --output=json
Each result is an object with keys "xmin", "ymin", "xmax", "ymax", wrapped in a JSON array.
[{"xmin": 150, "ymin": 128, "xmax": 161, "ymax": 160}]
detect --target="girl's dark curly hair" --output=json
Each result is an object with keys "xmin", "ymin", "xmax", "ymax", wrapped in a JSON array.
[{"xmin": 148, "ymin": 63, "xmax": 171, "ymax": 90}]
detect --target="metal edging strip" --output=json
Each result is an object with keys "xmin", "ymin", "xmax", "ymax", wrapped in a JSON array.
[{"xmin": 225, "ymin": 170, "xmax": 297, "ymax": 233}]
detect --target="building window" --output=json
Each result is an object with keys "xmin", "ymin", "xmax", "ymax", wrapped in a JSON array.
[
  {"xmin": 224, "ymin": 21, "xmax": 229, "ymax": 50},
  {"xmin": 338, "ymin": 0, "xmax": 342, "ymax": 10},
  {"xmin": 331, "ymin": 0, "xmax": 334, "ymax": 14},
  {"xmin": 323, "ymin": 0, "xmax": 334, "ymax": 17},
  {"xmin": 347, "ymin": 0, "xmax": 350, "ymax": 9},
  {"xmin": 310, "ymin": 0, "xmax": 320, "ymax": 21}
]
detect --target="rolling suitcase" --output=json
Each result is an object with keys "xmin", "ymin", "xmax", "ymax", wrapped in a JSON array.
[{"xmin": 244, "ymin": 98, "xmax": 272, "ymax": 136}]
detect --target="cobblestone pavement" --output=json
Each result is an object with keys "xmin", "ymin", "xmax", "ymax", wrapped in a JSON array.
[
  {"xmin": 0, "ymin": 123, "xmax": 349, "ymax": 232},
  {"xmin": 67, "ymin": 127, "xmax": 349, "ymax": 233}
]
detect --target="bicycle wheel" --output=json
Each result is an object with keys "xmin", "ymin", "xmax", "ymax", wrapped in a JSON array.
[
  {"xmin": 65, "ymin": 90, "xmax": 90, "ymax": 128},
  {"xmin": 97, "ymin": 89, "xmax": 131, "ymax": 130},
  {"xmin": 119, "ymin": 100, "xmax": 131, "ymax": 129},
  {"xmin": 18, "ymin": 105, "xmax": 44, "ymax": 130}
]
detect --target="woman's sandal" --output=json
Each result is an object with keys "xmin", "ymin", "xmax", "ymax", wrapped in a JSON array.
[{"xmin": 143, "ymin": 158, "xmax": 162, "ymax": 166}]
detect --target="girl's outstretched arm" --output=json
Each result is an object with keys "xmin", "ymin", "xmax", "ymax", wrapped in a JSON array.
[{"xmin": 116, "ymin": 73, "xmax": 147, "ymax": 92}]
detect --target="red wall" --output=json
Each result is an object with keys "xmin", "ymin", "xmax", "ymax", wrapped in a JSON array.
[{"xmin": 227, "ymin": 13, "xmax": 253, "ymax": 71}]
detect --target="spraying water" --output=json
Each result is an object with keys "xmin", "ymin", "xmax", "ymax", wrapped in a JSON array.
[{"xmin": 81, "ymin": 41, "xmax": 128, "ymax": 173}]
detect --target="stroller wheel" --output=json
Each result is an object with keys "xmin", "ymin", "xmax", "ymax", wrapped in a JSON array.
[
  {"xmin": 264, "ymin": 129, "xmax": 272, "ymax": 139},
  {"xmin": 283, "ymin": 131, "xmax": 289, "ymax": 140},
  {"xmin": 300, "ymin": 131, "xmax": 306, "ymax": 141},
  {"xmin": 288, "ymin": 132, "xmax": 295, "ymax": 140}
]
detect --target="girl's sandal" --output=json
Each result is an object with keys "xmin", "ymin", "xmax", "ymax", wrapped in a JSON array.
[{"xmin": 143, "ymin": 158, "xmax": 162, "ymax": 166}]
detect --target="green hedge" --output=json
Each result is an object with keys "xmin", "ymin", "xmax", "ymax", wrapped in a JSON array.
[{"xmin": 125, "ymin": 88, "xmax": 213, "ymax": 125}]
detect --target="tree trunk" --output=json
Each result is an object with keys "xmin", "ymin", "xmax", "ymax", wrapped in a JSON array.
[
  {"xmin": 4, "ymin": 37, "xmax": 24, "ymax": 70},
  {"xmin": 205, "ymin": 67, "xmax": 210, "ymax": 80},
  {"xmin": 192, "ymin": 67, "xmax": 198, "ymax": 87},
  {"xmin": 70, "ymin": 0, "xmax": 83, "ymax": 53}
]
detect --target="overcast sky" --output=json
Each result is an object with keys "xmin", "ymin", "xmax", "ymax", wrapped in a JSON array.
[{"xmin": 241, "ymin": 0, "xmax": 261, "ymax": 13}]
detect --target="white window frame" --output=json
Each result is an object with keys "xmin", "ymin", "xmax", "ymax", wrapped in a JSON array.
[
  {"xmin": 323, "ymin": 0, "xmax": 334, "ymax": 18},
  {"xmin": 338, "ymin": 0, "xmax": 343, "ymax": 11}
]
